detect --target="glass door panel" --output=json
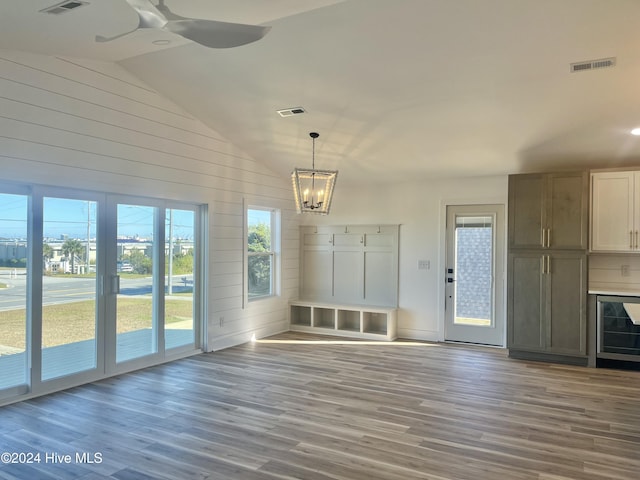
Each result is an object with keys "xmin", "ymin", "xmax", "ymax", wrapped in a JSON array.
[
  {"xmin": 445, "ymin": 205, "xmax": 505, "ymax": 346},
  {"xmin": 165, "ymin": 208, "xmax": 195, "ymax": 350},
  {"xmin": 42, "ymin": 197, "xmax": 98, "ymax": 381},
  {"xmin": 454, "ymin": 215, "xmax": 494, "ymax": 326},
  {"xmin": 116, "ymin": 204, "xmax": 157, "ymax": 363},
  {"xmin": 0, "ymin": 193, "xmax": 29, "ymax": 391}
]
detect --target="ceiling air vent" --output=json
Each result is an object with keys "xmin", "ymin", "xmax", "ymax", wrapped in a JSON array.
[
  {"xmin": 570, "ymin": 57, "xmax": 616, "ymax": 73},
  {"xmin": 277, "ymin": 107, "xmax": 306, "ymax": 118},
  {"xmin": 40, "ymin": 1, "xmax": 89, "ymax": 15}
]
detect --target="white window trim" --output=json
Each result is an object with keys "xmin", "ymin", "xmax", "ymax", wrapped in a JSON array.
[{"xmin": 244, "ymin": 203, "xmax": 281, "ymax": 306}]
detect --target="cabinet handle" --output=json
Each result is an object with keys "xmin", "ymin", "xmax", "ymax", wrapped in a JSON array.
[
  {"xmin": 547, "ymin": 228, "xmax": 551, "ymax": 248},
  {"xmin": 547, "ymin": 255, "xmax": 551, "ymax": 274},
  {"xmin": 636, "ymin": 231, "xmax": 638, "ymax": 249},
  {"xmin": 541, "ymin": 256, "xmax": 546, "ymax": 275},
  {"xmin": 541, "ymin": 228, "xmax": 546, "ymax": 248},
  {"xmin": 631, "ymin": 231, "xmax": 634, "ymax": 249}
]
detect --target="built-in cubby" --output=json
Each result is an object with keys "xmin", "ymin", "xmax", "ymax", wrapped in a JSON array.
[
  {"xmin": 337, "ymin": 309, "xmax": 360, "ymax": 332},
  {"xmin": 290, "ymin": 305, "xmax": 311, "ymax": 326},
  {"xmin": 363, "ymin": 311, "xmax": 388, "ymax": 335},
  {"xmin": 314, "ymin": 307, "xmax": 335, "ymax": 328},
  {"xmin": 289, "ymin": 300, "xmax": 397, "ymax": 341}
]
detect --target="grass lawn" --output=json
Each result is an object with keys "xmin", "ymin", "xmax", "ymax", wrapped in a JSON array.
[{"xmin": 0, "ymin": 297, "xmax": 193, "ymax": 349}]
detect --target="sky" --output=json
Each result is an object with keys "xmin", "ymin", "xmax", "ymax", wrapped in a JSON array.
[{"xmin": 0, "ymin": 193, "xmax": 194, "ymax": 240}]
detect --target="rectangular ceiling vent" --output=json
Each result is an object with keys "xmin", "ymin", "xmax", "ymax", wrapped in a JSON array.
[
  {"xmin": 40, "ymin": 1, "xmax": 88, "ymax": 15},
  {"xmin": 277, "ymin": 107, "xmax": 306, "ymax": 117},
  {"xmin": 570, "ymin": 57, "xmax": 616, "ymax": 73}
]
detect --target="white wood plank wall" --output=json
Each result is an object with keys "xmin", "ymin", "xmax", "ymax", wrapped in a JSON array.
[{"xmin": 0, "ymin": 50, "xmax": 299, "ymax": 351}]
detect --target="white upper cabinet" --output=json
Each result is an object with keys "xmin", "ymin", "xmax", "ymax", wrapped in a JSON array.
[{"xmin": 591, "ymin": 171, "xmax": 638, "ymax": 252}]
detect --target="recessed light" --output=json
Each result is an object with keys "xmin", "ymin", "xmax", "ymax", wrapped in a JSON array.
[
  {"xmin": 152, "ymin": 39, "xmax": 171, "ymax": 45},
  {"xmin": 631, "ymin": 128, "xmax": 640, "ymax": 136}
]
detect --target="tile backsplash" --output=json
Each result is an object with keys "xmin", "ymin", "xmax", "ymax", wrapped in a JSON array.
[{"xmin": 589, "ymin": 254, "xmax": 640, "ymax": 292}]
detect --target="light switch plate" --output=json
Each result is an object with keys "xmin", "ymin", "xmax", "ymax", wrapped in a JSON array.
[{"xmin": 418, "ymin": 260, "xmax": 430, "ymax": 270}]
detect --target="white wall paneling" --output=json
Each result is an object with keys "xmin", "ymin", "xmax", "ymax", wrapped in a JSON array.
[
  {"xmin": 0, "ymin": 51, "xmax": 299, "ymax": 353},
  {"xmin": 299, "ymin": 225, "xmax": 399, "ymax": 307}
]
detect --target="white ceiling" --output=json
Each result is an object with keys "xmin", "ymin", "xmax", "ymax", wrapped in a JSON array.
[{"xmin": 3, "ymin": 0, "xmax": 640, "ymax": 186}]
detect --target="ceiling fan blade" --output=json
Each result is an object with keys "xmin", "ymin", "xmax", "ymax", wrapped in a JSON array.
[{"xmin": 163, "ymin": 19, "xmax": 271, "ymax": 49}]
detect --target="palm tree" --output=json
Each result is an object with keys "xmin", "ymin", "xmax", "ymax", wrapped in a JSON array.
[
  {"xmin": 43, "ymin": 243, "xmax": 54, "ymax": 271},
  {"xmin": 61, "ymin": 238, "xmax": 84, "ymax": 274}
]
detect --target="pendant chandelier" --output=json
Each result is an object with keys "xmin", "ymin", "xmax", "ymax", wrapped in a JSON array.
[{"xmin": 291, "ymin": 132, "xmax": 338, "ymax": 215}]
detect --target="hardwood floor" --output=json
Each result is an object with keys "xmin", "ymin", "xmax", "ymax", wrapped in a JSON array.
[{"xmin": 1, "ymin": 332, "xmax": 640, "ymax": 480}]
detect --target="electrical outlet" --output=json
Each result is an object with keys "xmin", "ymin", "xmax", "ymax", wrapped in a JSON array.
[
  {"xmin": 418, "ymin": 260, "xmax": 430, "ymax": 270},
  {"xmin": 621, "ymin": 265, "xmax": 631, "ymax": 277}
]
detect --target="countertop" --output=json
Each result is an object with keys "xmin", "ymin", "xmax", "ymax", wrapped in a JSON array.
[{"xmin": 588, "ymin": 288, "xmax": 640, "ymax": 296}]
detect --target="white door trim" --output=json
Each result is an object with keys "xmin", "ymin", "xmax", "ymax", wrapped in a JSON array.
[{"xmin": 438, "ymin": 197, "xmax": 507, "ymax": 345}]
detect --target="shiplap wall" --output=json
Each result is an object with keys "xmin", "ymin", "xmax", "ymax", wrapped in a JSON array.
[{"xmin": 0, "ymin": 50, "xmax": 299, "ymax": 351}]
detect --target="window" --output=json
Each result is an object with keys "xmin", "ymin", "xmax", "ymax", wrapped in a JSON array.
[{"xmin": 247, "ymin": 207, "xmax": 278, "ymax": 300}]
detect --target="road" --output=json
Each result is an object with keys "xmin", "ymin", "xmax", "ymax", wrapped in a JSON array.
[{"xmin": 0, "ymin": 272, "xmax": 193, "ymax": 311}]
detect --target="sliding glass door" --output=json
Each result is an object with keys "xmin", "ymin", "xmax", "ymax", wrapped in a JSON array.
[
  {"xmin": 165, "ymin": 208, "xmax": 196, "ymax": 351},
  {"xmin": 41, "ymin": 196, "xmax": 100, "ymax": 381},
  {"xmin": 0, "ymin": 184, "xmax": 203, "ymax": 404},
  {"xmin": 108, "ymin": 199, "xmax": 201, "ymax": 369},
  {"xmin": 114, "ymin": 203, "xmax": 158, "ymax": 364},
  {"xmin": 0, "ymin": 191, "xmax": 29, "ymax": 394}
]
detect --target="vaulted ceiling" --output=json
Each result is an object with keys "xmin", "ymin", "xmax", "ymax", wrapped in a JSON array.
[{"xmin": 3, "ymin": 0, "xmax": 640, "ymax": 186}]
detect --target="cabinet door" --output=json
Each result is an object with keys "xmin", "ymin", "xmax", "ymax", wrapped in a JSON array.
[
  {"xmin": 591, "ymin": 172, "xmax": 634, "ymax": 252},
  {"xmin": 507, "ymin": 252, "xmax": 545, "ymax": 351},
  {"xmin": 546, "ymin": 172, "xmax": 588, "ymax": 249},
  {"xmin": 508, "ymin": 175, "xmax": 544, "ymax": 249},
  {"xmin": 546, "ymin": 253, "xmax": 586, "ymax": 356}
]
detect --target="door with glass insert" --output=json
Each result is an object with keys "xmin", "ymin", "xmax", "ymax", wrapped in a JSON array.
[{"xmin": 445, "ymin": 204, "xmax": 505, "ymax": 346}]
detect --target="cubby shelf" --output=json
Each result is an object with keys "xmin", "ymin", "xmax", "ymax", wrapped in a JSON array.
[{"xmin": 289, "ymin": 301, "xmax": 397, "ymax": 341}]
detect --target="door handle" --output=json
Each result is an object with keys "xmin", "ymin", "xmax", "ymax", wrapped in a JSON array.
[
  {"xmin": 541, "ymin": 255, "xmax": 550, "ymax": 275},
  {"xmin": 111, "ymin": 274, "xmax": 120, "ymax": 294}
]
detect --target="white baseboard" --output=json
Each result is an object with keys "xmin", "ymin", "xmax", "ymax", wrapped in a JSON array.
[
  {"xmin": 397, "ymin": 328, "xmax": 440, "ymax": 342},
  {"xmin": 208, "ymin": 320, "xmax": 289, "ymax": 351}
]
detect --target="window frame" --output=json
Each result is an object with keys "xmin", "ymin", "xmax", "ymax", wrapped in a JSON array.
[{"xmin": 245, "ymin": 205, "xmax": 280, "ymax": 303}]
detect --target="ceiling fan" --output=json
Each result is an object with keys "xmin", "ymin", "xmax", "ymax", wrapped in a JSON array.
[{"xmin": 96, "ymin": 0, "xmax": 271, "ymax": 48}]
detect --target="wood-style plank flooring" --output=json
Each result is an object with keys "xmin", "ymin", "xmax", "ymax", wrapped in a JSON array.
[{"xmin": 1, "ymin": 332, "xmax": 640, "ymax": 480}]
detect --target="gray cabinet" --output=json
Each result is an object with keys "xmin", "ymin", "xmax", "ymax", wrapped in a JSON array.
[
  {"xmin": 508, "ymin": 172, "xmax": 588, "ymax": 250},
  {"xmin": 507, "ymin": 171, "xmax": 588, "ymax": 364},
  {"xmin": 508, "ymin": 251, "xmax": 586, "ymax": 356}
]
